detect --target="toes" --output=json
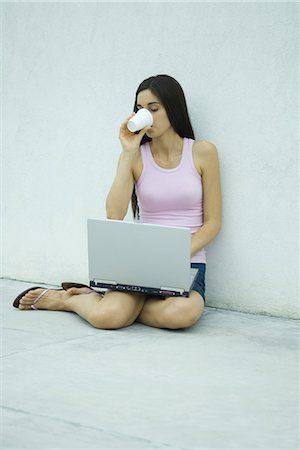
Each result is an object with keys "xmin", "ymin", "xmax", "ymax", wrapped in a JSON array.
[
  {"xmin": 22, "ymin": 292, "xmax": 40, "ymax": 303},
  {"xmin": 19, "ymin": 303, "xmax": 31, "ymax": 310},
  {"xmin": 18, "ymin": 289, "xmax": 42, "ymax": 309},
  {"xmin": 26, "ymin": 289, "xmax": 42, "ymax": 299},
  {"xmin": 66, "ymin": 287, "xmax": 76, "ymax": 295},
  {"xmin": 67, "ymin": 287, "xmax": 93, "ymax": 295},
  {"xmin": 19, "ymin": 297, "xmax": 31, "ymax": 305},
  {"xmin": 80, "ymin": 287, "xmax": 93, "ymax": 294},
  {"xmin": 22, "ymin": 291, "xmax": 38, "ymax": 302}
]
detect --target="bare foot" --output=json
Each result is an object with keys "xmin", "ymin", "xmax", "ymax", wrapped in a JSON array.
[{"xmin": 18, "ymin": 287, "xmax": 93, "ymax": 311}]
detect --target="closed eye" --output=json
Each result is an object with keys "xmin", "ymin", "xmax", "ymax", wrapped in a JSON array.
[
  {"xmin": 136, "ymin": 102, "xmax": 160, "ymax": 112},
  {"xmin": 136, "ymin": 106, "xmax": 159, "ymax": 113}
]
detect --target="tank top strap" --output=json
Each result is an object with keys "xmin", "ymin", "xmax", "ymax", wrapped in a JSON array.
[
  {"xmin": 182, "ymin": 137, "xmax": 191, "ymax": 162},
  {"xmin": 183, "ymin": 138, "xmax": 197, "ymax": 171}
]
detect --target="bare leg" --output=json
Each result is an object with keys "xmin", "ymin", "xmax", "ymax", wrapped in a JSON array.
[
  {"xmin": 136, "ymin": 291, "xmax": 205, "ymax": 329},
  {"xmin": 18, "ymin": 287, "xmax": 146, "ymax": 329},
  {"xmin": 67, "ymin": 290, "xmax": 146, "ymax": 328},
  {"xmin": 18, "ymin": 287, "xmax": 93, "ymax": 311}
]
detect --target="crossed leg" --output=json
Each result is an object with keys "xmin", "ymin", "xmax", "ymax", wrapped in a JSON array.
[{"xmin": 16, "ymin": 287, "xmax": 204, "ymax": 330}]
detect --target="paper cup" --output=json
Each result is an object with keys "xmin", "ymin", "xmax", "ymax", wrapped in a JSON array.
[{"xmin": 127, "ymin": 108, "xmax": 153, "ymax": 132}]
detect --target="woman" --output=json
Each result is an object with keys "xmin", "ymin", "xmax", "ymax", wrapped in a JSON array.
[{"xmin": 13, "ymin": 75, "xmax": 222, "ymax": 330}]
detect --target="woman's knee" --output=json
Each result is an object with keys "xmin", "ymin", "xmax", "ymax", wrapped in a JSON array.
[
  {"xmin": 89, "ymin": 296, "xmax": 142, "ymax": 329},
  {"xmin": 89, "ymin": 304, "xmax": 126, "ymax": 329},
  {"xmin": 162, "ymin": 299, "xmax": 204, "ymax": 330}
]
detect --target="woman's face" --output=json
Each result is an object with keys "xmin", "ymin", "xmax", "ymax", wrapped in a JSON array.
[{"xmin": 136, "ymin": 89, "xmax": 171, "ymax": 138}]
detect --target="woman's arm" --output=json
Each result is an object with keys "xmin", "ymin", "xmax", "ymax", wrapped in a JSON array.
[
  {"xmin": 191, "ymin": 142, "xmax": 222, "ymax": 256},
  {"xmin": 106, "ymin": 114, "xmax": 151, "ymax": 220},
  {"xmin": 106, "ymin": 152, "xmax": 135, "ymax": 220}
]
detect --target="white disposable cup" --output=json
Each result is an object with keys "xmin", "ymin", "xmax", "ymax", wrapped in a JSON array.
[{"xmin": 127, "ymin": 108, "xmax": 153, "ymax": 132}]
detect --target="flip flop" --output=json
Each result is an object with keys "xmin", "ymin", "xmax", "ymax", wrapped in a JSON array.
[
  {"xmin": 13, "ymin": 287, "xmax": 62, "ymax": 309},
  {"xmin": 61, "ymin": 282, "xmax": 92, "ymax": 291}
]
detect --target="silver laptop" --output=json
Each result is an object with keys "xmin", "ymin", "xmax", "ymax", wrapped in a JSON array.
[{"xmin": 87, "ymin": 219, "xmax": 199, "ymax": 297}]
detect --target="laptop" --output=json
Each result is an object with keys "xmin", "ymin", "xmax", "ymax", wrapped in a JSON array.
[{"xmin": 87, "ymin": 219, "xmax": 199, "ymax": 297}]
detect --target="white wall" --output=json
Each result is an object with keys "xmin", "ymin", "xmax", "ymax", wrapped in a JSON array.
[{"xmin": 1, "ymin": 2, "xmax": 298, "ymax": 318}]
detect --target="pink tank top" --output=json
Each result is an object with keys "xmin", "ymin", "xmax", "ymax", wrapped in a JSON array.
[{"xmin": 136, "ymin": 137, "xmax": 206, "ymax": 263}]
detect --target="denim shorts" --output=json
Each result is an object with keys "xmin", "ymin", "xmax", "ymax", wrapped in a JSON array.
[{"xmin": 191, "ymin": 263, "xmax": 206, "ymax": 301}]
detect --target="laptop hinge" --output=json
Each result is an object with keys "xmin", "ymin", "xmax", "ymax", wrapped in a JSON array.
[{"xmin": 160, "ymin": 286, "xmax": 184, "ymax": 295}]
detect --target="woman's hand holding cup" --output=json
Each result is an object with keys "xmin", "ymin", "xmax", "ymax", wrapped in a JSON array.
[{"xmin": 119, "ymin": 110, "xmax": 153, "ymax": 155}]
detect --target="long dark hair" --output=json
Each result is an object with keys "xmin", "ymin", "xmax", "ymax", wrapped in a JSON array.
[{"xmin": 131, "ymin": 75, "xmax": 195, "ymax": 219}]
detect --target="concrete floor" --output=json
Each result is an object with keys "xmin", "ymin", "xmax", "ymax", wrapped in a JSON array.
[{"xmin": 1, "ymin": 278, "xmax": 299, "ymax": 450}]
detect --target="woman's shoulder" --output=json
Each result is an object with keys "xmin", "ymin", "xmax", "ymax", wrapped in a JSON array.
[
  {"xmin": 192, "ymin": 139, "xmax": 218, "ymax": 154},
  {"xmin": 192, "ymin": 139, "xmax": 219, "ymax": 163}
]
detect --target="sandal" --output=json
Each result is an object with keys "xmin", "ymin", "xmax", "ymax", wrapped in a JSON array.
[
  {"xmin": 61, "ymin": 282, "xmax": 91, "ymax": 291},
  {"xmin": 13, "ymin": 287, "xmax": 62, "ymax": 309}
]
